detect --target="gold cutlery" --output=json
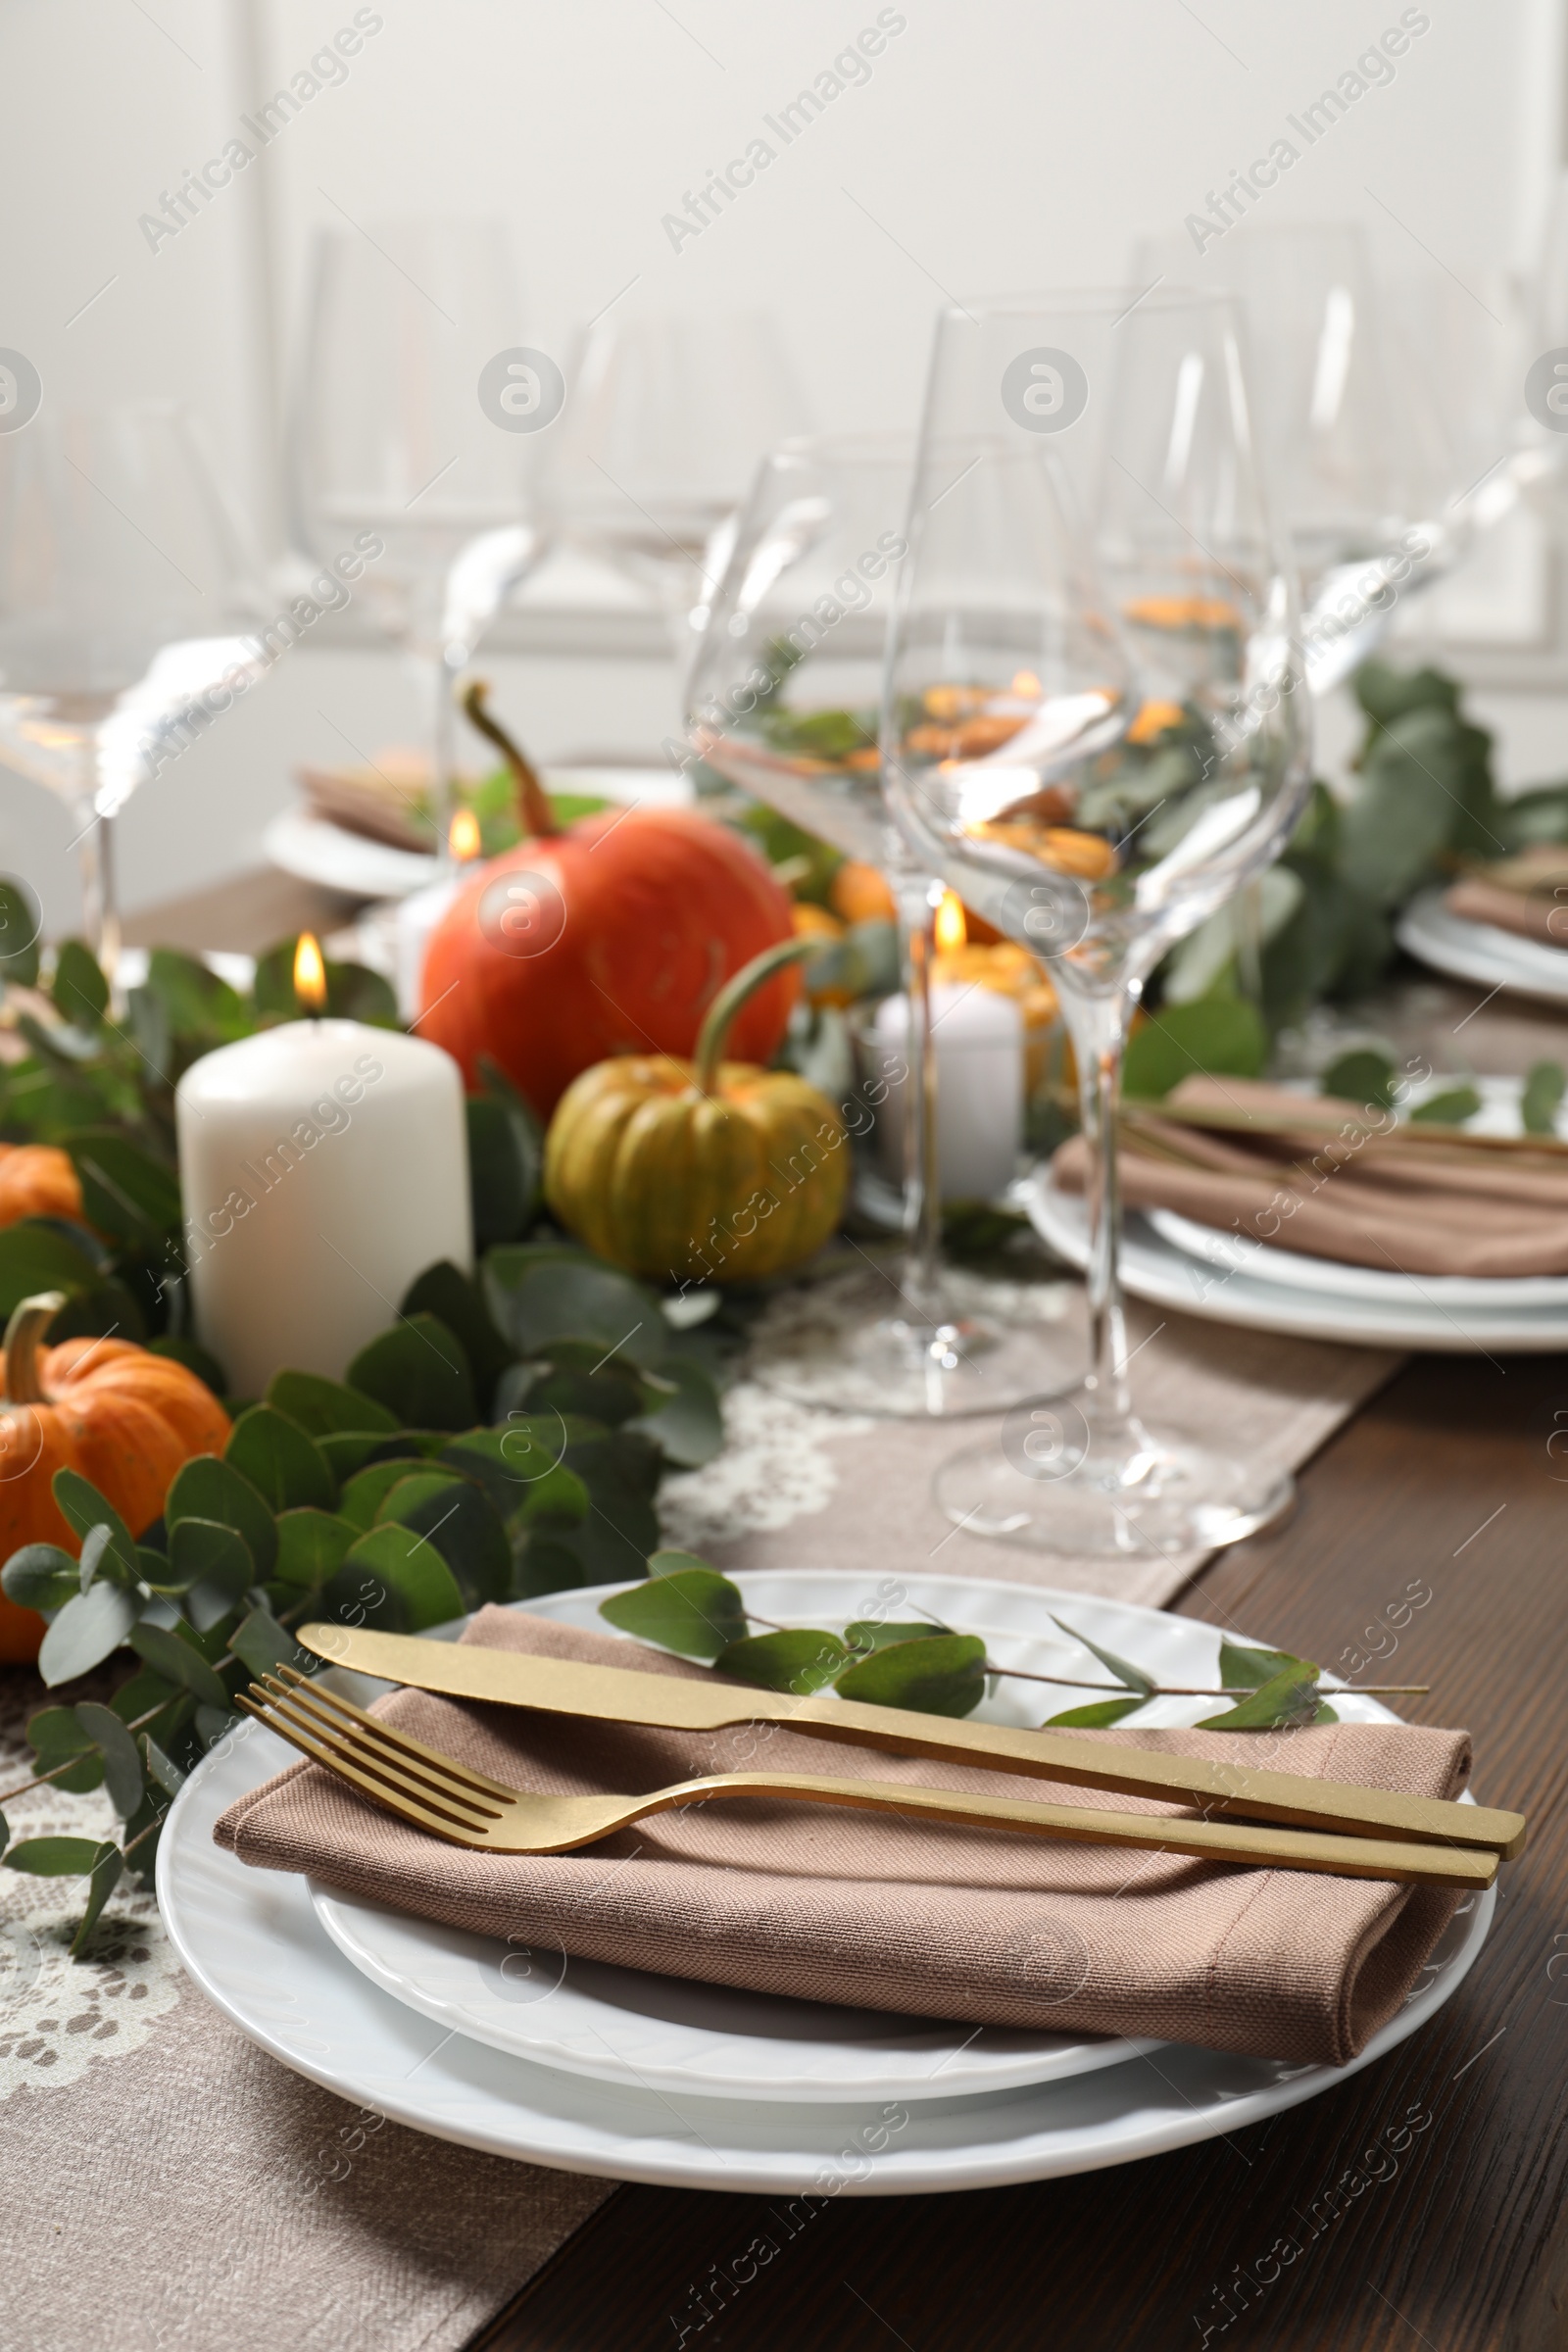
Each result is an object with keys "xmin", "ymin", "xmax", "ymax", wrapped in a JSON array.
[
  {"xmin": 242, "ymin": 1669, "xmax": 1497, "ymax": 1887},
  {"xmin": 294, "ymin": 1625, "xmax": 1526, "ymax": 1860}
]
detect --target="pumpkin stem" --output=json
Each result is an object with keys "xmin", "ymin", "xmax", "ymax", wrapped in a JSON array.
[
  {"xmin": 3, "ymin": 1291, "xmax": 65, "ymax": 1405},
  {"xmin": 692, "ymin": 935, "xmax": 820, "ymax": 1096},
  {"xmin": 462, "ymin": 680, "xmax": 560, "ymax": 840}
]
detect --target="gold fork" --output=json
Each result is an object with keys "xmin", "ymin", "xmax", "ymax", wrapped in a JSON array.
[{"xmin": 237, "ymin": 1669, "xmax": 1496, "ymax": 1888}]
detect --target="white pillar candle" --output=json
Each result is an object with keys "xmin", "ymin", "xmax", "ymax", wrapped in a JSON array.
[
  {"xmin": 872, "ymin": 983, "xmax": 1023, "ymax": 1201},
  {"xmin": 175, "ymin": 1020, "xmax": 471, "ymax": 1397}
]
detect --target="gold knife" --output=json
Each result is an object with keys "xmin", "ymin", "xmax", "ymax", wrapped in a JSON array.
[{"xmin": 297, "ymin": 1623, "xmax": 1524, "ymax": 1860}]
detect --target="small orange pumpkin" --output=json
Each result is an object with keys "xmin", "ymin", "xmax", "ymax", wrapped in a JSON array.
[
  {"xmin": 0, "ymin": 1292, "xmax": 231, "ymax": 1664},
  {"xmin": 0, "ymin": 1144, "xmax": 82, "ymax": 1228}
]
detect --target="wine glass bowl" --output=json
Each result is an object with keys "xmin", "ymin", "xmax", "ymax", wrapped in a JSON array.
[
  {"xmin": 883, "ymin": 288, "xmax": 1312, "ymax": 1553},
  {"xmin": 0, "ymin": 401, "xmax": 262, "ymax": 966},
  {"xmin": 687, "ymin": 431, "xmax": 1087, "ymax": 1417}
]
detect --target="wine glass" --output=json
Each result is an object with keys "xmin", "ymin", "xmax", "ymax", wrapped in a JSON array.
[
  {"xmin": 883, "ymin": 288, "xmax": 1311, "ymax": 1555},
  {"xmin": 686, "ymin": 432, "xmax": 1084, "ymax": 1415},
  {"xmin": 553, "ymin": 312, "xmax": 812, "ymax": 686},
  {"xmin": 287, "ymin": 220, "xmax": 550, "ymax": 855},
  {"xmin": 1134, "ymin": 222, "xmax": 1472, "ymax": 694},
  {"xmin": 0, "ymin": 402, "xmax": 264, "ymax": 971}
]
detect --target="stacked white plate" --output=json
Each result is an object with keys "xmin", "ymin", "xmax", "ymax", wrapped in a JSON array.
[
  {"xmin": 158, "ymin": 1571, "xmax": 1493, "ymax": 2192},
  {"xmin": 1028, "ymin": 1073, "xmax": 1568, "ymax": 1353},
  {"xmin": 1398, "ymin": 885, "xmax": 1568, "ymax": 1004}
]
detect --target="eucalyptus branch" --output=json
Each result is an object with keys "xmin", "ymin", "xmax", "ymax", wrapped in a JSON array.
[
  {"xmin": 0, "ymin": 1701, "xmax": 168, "ymax": 1807},
  {"xmin": 981, "ymin": 1662, "xmax": 1429, "ymax": 1698}
]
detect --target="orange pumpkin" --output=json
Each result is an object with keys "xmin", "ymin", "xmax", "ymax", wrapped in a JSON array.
[
  {"xmin": 0, "ymin": 1292, "xmax": 231, "ymax": 1664},
  {"xmin": 0, "ymin": 1145, "xmax": 82, "ymax": 1228}
]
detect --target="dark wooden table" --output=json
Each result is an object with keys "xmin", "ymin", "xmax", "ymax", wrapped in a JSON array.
[
  {"xmin": 467, "ymin": 1351, "xmax": 1568, "ymax": 2352},
  {"xmin": 115, "ymin": 874, "xmax": 1568, "ymax": 2345}
]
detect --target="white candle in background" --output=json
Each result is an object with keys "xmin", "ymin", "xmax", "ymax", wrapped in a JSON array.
[
  {"xmin": 175, "ymin": 1016, "xmax": 471, "ymax": 1396},
  {"xmin": 872, "ymin": 984, "xmax": 1024, "ymax": 1201}
]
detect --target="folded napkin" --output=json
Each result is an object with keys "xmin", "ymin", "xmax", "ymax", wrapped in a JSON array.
[
  {"xmin": 1445, "ymin": 875, "xmax": 1568, "ymax": 947},
  {"xmin": 1052, "ymin": 1075, "xmax": 1568, "ymax": 1278},
  {"xmin": 216, "ymin": 1607, "xmax": 1475, "ymax": 2067}
]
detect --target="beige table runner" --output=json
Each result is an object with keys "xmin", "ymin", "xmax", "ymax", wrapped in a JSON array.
[
  {"xmin": 666, "ymin": 1300, "xmax": 1402, "ymax": 1608},
  {"xmin": 0, "ymin": 1306, "xmax": 1397, "ymax": 2350}
]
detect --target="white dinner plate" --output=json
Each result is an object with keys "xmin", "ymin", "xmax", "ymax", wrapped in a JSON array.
[
  {"xmin": 265, "ymin": 768, "xmax": 694, "ymax": 901},
  {"xmin": 1396, "ymin": 886, "xmax": 1568, "ymax": 1004},
  {"xmin": 1029, "ymin": 1176, "xmax": 1568, "ymax": 1352},
  {"xmin": 158, "ymin": 1573, "xmax": 1494, "ymax": 2192}
]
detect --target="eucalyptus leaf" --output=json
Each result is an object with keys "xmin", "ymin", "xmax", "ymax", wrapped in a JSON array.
[
  {"xmin": 0, "ymin": 1808, "xmax": 7, "ymax": 1859},
  {"xmin": 38, "ymin": 1583, "xmax": 138, "ymax": 1686},
  {"xmin": 50, "ymin": 1469, "xmax": 138, "ymax": 1580},
  {"xmin": 1218, "ymin": 1640, "xmax": 1310, "ymax": 1690},
  {"xmin": 1342, "ymin": 707, "xmax": 1465, "ymax": 904},
  {"xmin": 1409, "ymin": 1086, "xmax": 1481, "ymax": 1128},
  {"xmin": 843, "ymin": 1620, "xmax": 949, "ymax": 1658},
  {"xmin": 400, "ymin": 1260, "xmax": 515, "ymax": 1414},
  {"xmin": 442, "ymin": 1420, "xmax": 599, "ymax": 1511},
  {"xmin": 629, "ymin": 1355, "xmax": 724, "ymax": 1468},
  {"xmin": 337, "ymin": 1458, "xmax": 435, "ymax": 1534},
  {"xmin": 1522, "ymin": 1059, "xmax": 1566, "ymax": 1137},
  {"xmin": 73, "ymin": 1700, "xmax": 145, "ymax": 1819},
  {"xmin": 517, "ymin": 1464, "xmax": 590, "ymax": 1527},
  {"xmin": 195, "ymin": 1705, "xmax": 240, "ymax": 1748},
  {"xmin": 484, "ymin": 1252, "xmax": 665, "ymax": 1368},
  {"xmin": 64, "ymin": 1130, "xmax": 181, "ymax": 1242},
  {"xmin": 5, "ymin": 1835, "xmax": 115, "ymax": 1877},
  {"xmin": 833, "ymin": 1634, "xmax": 986, "ymax": 1718},
  {"xmin": 1052, "ymin": 1616, "xmax": 1156, "ymax": 1698},
  {"xmin": 143, "ymin": 945, "xmax": 253, "ymax": 1043},
  {"xmin": 553, "ymin": 1430, "xmax": 661, "ymax": 1581},
  {"xmin": 165, "ymin": 1454, "xmax": 277, "ymax": 1580},
  {"xmin": 0, "ymin": 877, "xmax": 41, "ymax": 985},
  {"xmin": 317, "ymin": 1431, "xmax": 419, "ymax": 1482},
  {"xmin": 715, "ymin": 1629, "xmax": 850, "ymax": 1694},
  {"xmin": 70, "ymin": 1843, "xmax": 125, "ymax": 1957},
  {"xmin": 514, "ymin": 1364, "xmax": 644, "ymax": 1429},
  {"xmin": 347, "ymin": 1313, "xmax": 476, "ymax": 1433},
  {"xmin": 165, "ymin": 1517, "xmax": 255, "ymax": 1600},
  {"xmin": 1042, "ymin": 1696, "xmax": 1147, "ymax": 1728},
  {"xmin": 0, "ymin": 1222, "xmax": 104, "ymax": 1313},
  {"xmin": 128, "ymin": 1621, "xmax": 233, "ymax": 1711},
  {"xmin": 225, "ymin": 1405, "xmax": 335, "ymax": 1512},
  {"xmin": 599, "ymin": 1560, "xmax": 748, "ymax": 1660},
  {"xmin": 1196, "ymin": 1660, "xmax": 1323, "ymax": 1730},
  {"xmin": 266, "ymin": 1369, "xmax": 398, "ymax": 1438},
  {"xmin": 52, "ymin": 940, "xmax": 108, "ymax": 1029},
  {"xmin": 327, "ymin": 1523, "xmax": 466, "ymax": 1633},
  {"xmin": 141, "ymin": 1734, "xmax": 187, "ymax": 1797},
  {"xmin": 385, "ymin": 1478, "xmax": 511, "ymax": 1608},
  {"xmin": 272, "ymin": 1508, "xmax": 358, "ymax": 1590},
  {"xmin": 1121, "ymin": 999, "xmax": 1267, "ymax": 1101},
  {"xmin": 1321, "ymin": 1049, "xmax": 1397, "ymax": 1110},
  {"xmin": 228, "ymin": 1605, "xmax": 309, "ymax": 1681},
  {"xmin": 77, "ymin": 1524, "xmax": 112, "ymax": 1592},
  {"xmin": 1, "ymin": 1544, "xmax": 79, "ymax": 1614},
  {"xmin": 26, "ymin": 1705, "xmax": 104, "ymax": 1794}
]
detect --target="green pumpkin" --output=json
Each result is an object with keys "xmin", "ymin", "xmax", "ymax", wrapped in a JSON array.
[{"xmin": 543, "ymin": 938, "xmax": 849, "ymax": 1283}]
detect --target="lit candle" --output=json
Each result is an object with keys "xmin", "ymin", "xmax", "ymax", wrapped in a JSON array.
[
  {"xmin": 873, "ymin": 981, "xmax": 1024, "ymax": 1202},
  {"xmin": 174, "ymin": 936, "xmax": 471, "ymax": 1396}
]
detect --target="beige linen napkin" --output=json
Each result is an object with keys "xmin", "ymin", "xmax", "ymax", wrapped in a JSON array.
[
  {"xmin": 1052, "ymin": 1075, "xmax": 1568, "ymax": 1277},
  {"xmin": 1446, "ymin": 874, "xmax": 1568, "ymax": 948},
  {"xmin": 217, "ymin": 1608, "xmax": 1473, "ymax": 2068}
]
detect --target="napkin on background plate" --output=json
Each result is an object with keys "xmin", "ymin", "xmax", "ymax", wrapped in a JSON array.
[
  {"xmin": 216, "ymin": 1607, "xmax": 1475, "ymax": 2068},
  {"xmin": 1051, "ymin": 1075, "xmax": 1568, "ymax": 1278},
  {"xmin": 1446, "ymin": 872, "xmax": 1568, "ymax": 949}
]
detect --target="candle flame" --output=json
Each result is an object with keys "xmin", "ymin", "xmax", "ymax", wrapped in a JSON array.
[
  {"xmin": 934, "ymin": 891, "xmax": 967, "ymax": 953},
  {"xmin": 449, "ymin": 807, "xmax": 482, "ymax": 861},
  {"xmin": 1010, "ymin": 668, "xmax": 1042, "ymax": 698},
  {"xmin": 293, "ymin": 931, "xmax": 327, "ymax": 1014}
]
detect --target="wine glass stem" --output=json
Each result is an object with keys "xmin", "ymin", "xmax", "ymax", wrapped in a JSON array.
[
  {"xmin": 897, "ymin": 871, "xmax": 943, "ymax": 1314},
  {"xmin": 1063, "ymin": 982, "xmax": 1135, "ymax": 1430},
  {"xmin": 75, "ymin": 806, "xmax": 121, "ymax": 978}
]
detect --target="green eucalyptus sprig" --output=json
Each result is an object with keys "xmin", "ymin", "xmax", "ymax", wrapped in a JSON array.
[
  {"xmin": 598, "ymin": 1558, "xmax": 1428, "ymax": 1730},
  {"xmin": 0, "ymin": 1245, "xmax": 735, "ymax": 1956}
]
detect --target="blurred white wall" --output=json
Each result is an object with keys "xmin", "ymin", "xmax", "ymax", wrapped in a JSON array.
[{"xmin": 1, "ymin": 0, "xmax": 1565, "ymax": 928}]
